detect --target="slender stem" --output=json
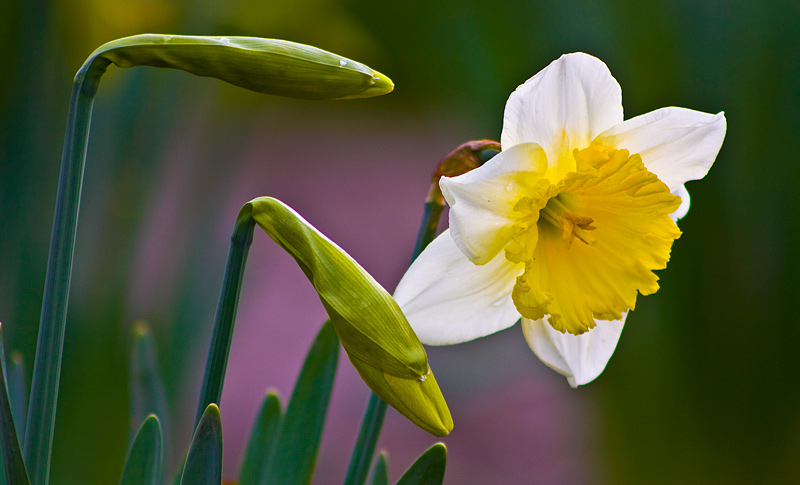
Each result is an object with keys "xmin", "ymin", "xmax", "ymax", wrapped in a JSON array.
[
  {"xmin": 194, "ymin": 213, "xmax": 255, "ymax": 427},
  {"xmin": 24, "ymin": 61, "xmax": 107, "ymax": 485},
  {"xmin": 411, "ymin": 200, "xmax": 444, "ymax": 265},
  {"xmin": 343, "ymin": 195, "xmax": 445, "ymax": 485},
  {"xmin": 343, "ymin": 392, "xmax": 387, "ymax": 485}
]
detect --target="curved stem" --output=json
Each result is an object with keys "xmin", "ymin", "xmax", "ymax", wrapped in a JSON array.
[
  {"xmin": 194, "ymin": 212, "xmax": 255, "ymax": 428},
  {"xmin": 23, "ymin": 62, "xmax": 107, "ymax": 485}
]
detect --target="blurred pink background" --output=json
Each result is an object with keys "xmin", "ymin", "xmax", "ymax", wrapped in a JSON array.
[{"xmin": 122, "ymin": 103, "xmax": 596, "ymax": 483}]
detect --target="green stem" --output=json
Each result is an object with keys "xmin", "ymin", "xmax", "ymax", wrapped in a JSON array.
[
  {"xmin": 411, "ymin": 201, "xmax": 444, "ymax": 264},
  {"xmin": 343, "ymin": 197, "xmax": 445, "ymax": 485},
  {"xmin": 194, "ymin": 213, "xmax": 255, "ymax": 427},
  {"xmin": 24, "ymin": 59, "xmax": 109, "ymax": 485},
  {"xmin": 343, "ymin": 392, "xmax": 387, "ymax": 485}
]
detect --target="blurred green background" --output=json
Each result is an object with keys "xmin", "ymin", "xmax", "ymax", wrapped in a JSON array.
[{"xmin": 2, "ymin": 0, "xmax": 799, "ymax": 483}]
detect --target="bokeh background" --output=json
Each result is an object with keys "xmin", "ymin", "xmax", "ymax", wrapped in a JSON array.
[{"xmin": 2, "ymin": 0, "xmax": 799, "ymax": 483}]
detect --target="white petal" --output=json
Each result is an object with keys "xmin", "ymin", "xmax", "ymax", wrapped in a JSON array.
[
  {"xmin": 441, "ymin": 142, "xmax": 548, "ymax": 265},
  {"xmin": 671, "ymin": 184, "xmax": 691, "ymax": 221},
  {"xmin": 596, "ymin": 107, "xmax": 726, "ymax": 192},
  {"xmin": 394, "ymin": 230, "xmax": 523, "ymax": 345},
  {"xmin": 521, "ymin": 314, "xmax": 626, "ymax": 387},
  {"xmin": 501, "ymin": 52, "xmax": 623, "ymax": 161}
]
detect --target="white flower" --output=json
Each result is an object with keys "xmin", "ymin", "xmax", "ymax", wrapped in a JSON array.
[{"xmin": 394, "ymin": 53, "xmax": 726, "ymax": 387}]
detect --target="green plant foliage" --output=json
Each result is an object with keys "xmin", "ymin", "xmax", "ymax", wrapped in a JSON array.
[
  {"xmin": 180, "ymin": 404, "xmax": 223, "ymax": 485},
  {"xmin": 80, "ymin": 34, "xmax": 393, "ymax": 100},
  {"xmin": 6, "ymin": 352, "xmax": 27, "ymax": 441},
  {"xmin": 0, "ymin": 324, "xmax": 30, "ymax": 484},
  {"xmin": 22, "ymin": 30, "xmax": 395, "ymax": 484},
  {"xmin": 129, "ymin": 322, "xmax": 169, "ymax": 443},
  {"xmin": 239, "ymin": 392, "xmax": 282, "ymax": 485},
  {"xmin": 369, "ymin": 452, "xmax": 389, "ymax": 485},
  {"xmin": 396, "ymin": 443, "xmax": 446, "ymax": 485},
  {"xmin": 120, "ymin": 415, "xmax": 162, "ymax": 485},
  {"xmin": 344, "ymin": 393, "xmax": 388, "ymax": 485},
  {"xmin": 244, "ymin": 197, "xmax": 452, "ymax": 436},
  {"xmin": 194, "ymin": 215, "xmax": 255, "ymax": 427},
  {"xmin": 262, "ymin": 321, "xmax": 339, "ymax": 485}
]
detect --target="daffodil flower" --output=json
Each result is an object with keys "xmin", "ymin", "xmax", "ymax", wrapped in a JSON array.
[{"xmin": 394, "ymin": 52, "xmax": 726, "ymax": 387}]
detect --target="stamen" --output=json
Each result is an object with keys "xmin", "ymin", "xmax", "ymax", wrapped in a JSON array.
[{"xmin": 539, "ymin": 195, "xmax": 596, "ymax": 247}]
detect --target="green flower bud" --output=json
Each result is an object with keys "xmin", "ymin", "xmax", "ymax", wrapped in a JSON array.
[
  {"xmin": 243, "ymin": 197, "xmax": 452, "ymax": 435},
  {"xmin": 348, "ymin": 355, "xmax": 453, "ymax": 437},
  {"xmin": 78, "ymin": 34, "xmax": 393, "ymax": 100}
]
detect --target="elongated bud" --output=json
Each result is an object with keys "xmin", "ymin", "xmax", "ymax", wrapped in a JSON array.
[
  {"xmin": 244, "ymin": 197, "xmax": 426, "ymax": 378},
  {"xmin": 243, "ymin": 197, "xmax": 452, "ymax": 435},
  {"xmin": 348, "ymin": 355, "xmax": 453, "ymax": 437},
  {"xmin": 77, "ymin": 34, "xmax": 393, "ymax": 100}
]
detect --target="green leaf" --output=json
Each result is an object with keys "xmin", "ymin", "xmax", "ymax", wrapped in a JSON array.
[
  {"xmin": 80, "ymin": 34, "xmax": 393, "ymax": 100},
  {"xmin": 396, "ymin": 443, "xmax": 447, "ymax": 485},
  {"xmin": 120, "ymin": 415, "xmax": 162, "ymax": 485},
  {"xmin": 7, "ymin": 351, "xmax": 27, "ymax": 439},
  {"xmin": 130, "ymin": 322, "xmax": 169, "ymax": 447},
  {"xmin": 181, "ymin": 404, "xmax": 223, "ymax": 485},
  {"xmin": 239, "ymin": 392, "xmax": 281, "ymax": 485},
  {"xmin": 370, "ymin": 452, "xmax": 389, "ymax": 485},
  {"xmin": 263, "ymin": 321, "xmax": 339, "ymax": 485},
  {"xmin": 244, "ymin": 197, "xmax": 451, "ymax": 436},
  {"xmin": 0, "ymin": 323, "xmax": 30, "ymax": 484}
]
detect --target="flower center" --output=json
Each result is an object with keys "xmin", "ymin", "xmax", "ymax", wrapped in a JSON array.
[
  {"xmin": 539, "ymin": 195, "xmax": 597, "ymax": 247},
  {"xmin": 505, "ymin": 144, "xmax": 682, "ymax": 335}
]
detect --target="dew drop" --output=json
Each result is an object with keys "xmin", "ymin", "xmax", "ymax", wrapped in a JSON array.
[
  {"xmin": 163, "ymin": 35, "xmax": 173, "ymax": 42},
  {"xmin": 339, "ymin": 59, "xmax": 347, "ymax": 67},
  {"xmin": 418, "ymin": 374, "xmax": 427, "ymax": 382},
  {"xmin": 219, "ymin": 36, "xmax": 231, "ymax": 43}
]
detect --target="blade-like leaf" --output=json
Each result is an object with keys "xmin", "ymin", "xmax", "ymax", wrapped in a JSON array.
[
  {"xmin": 263, "ymin": 321, "xmax": 339, "ymax": 485},
  {"xmin": 239, "ymin": 392, "xmax": 281, "ymax": 485},
  {"xmin": 7, "ymin": 351, "xmax": 27, "ymax": 439},
  {"xmin": 79, "ymin": 35, "xmax": 393, "ymax": 100},
  {"xmin": 370, "ymin": 452, "xmax": 389, "ymax": 485},
  {"xmin": 120, "ymin": 415, "xmax": 162, "ymax": 485},
  {"xmin": 0, "ymin": 323, "xmax": 30, "ymax": 484},
  {"xmin": 181, "ymin": 404, "xmax": 223, "ymax": 485},
  {"xmin": 130, "ymin": 322, "xmax": 169, "ymax": 449},
  {"xmin": 396, "ymin": 443, "xmax": 446, "ymax": 485}
]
